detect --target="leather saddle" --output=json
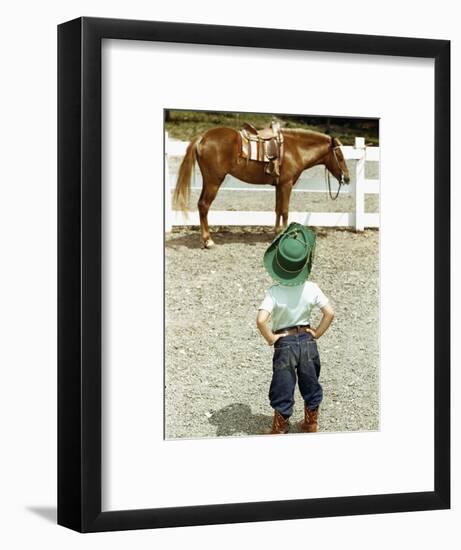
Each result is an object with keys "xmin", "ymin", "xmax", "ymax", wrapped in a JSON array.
[
  {"xmin": 242, "ymin": 122, "xmax": 278, "ymax": 140},
  {"xmin": 239, "ymin": 120, "xmax": 284, "ymax": 184}
]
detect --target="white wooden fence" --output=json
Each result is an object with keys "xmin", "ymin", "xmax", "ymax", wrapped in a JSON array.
[{"xmin": 165, "ymin": 134, "xmax": 379, "ymax": 232}]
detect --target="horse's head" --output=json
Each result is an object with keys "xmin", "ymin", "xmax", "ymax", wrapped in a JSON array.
[{"xmin": 325, "ymin": 137, "xmax": 350, "ymax": 184}]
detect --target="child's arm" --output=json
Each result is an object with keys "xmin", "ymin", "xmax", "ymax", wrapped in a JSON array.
[
  {"xmin": 308, "ymin": 303, "xmax": 335, "ymax": 339},
  {"xmin": 256, "ymin": 310, "xmax": 287, "ymax": 346}
]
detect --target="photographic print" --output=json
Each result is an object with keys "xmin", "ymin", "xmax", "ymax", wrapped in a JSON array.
[{"xmin": 164, "ymin": 109, "xmax": 380, "ymax": 440}]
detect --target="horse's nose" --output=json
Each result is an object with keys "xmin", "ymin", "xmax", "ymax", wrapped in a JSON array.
[{"xmin": 344, "ymin": 175, "xmax": 350, "ymax": 184}]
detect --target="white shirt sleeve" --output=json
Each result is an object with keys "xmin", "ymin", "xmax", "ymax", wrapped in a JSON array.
[
  {"xmin": 314, "ymin": 284, "xmax": 329, "ymax": 309},
  {"xmin": 259, "ymin": 290, "xmax": 274, "ymax": 313}
]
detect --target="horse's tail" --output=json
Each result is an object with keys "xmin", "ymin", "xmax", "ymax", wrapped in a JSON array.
[{"xmin": 173, "ymin": 136, "xmax": 201, "ymax": 213}]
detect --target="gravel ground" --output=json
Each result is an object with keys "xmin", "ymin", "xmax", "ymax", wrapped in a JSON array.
[{"xmin": 165, "ymin": 227, "xmax": 379, "ymax": 439}]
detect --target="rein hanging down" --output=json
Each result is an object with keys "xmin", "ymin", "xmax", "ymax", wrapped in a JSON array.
[{"xmin": 325, "ymin": 144, "xmax": 345, "ymax": 201}]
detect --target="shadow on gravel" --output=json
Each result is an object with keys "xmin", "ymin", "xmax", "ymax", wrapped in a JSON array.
[
  {"xmin": 166, "ymin": 229, "xmax": 275, "ymax": 250},
  {"xmin": 165, "ymin": 232, "xmax": 203, "ymax": 250},
  {"xmin": 208, "ymin": 403, "xmax": 272, "ymax": 436},
  {"xmin": 209, "ymin": 403, "xmax": 303, "ymax": 436}
]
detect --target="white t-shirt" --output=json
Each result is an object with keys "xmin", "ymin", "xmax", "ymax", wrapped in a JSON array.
[{"xmin": 259, "ymin": 281, "xmax": 329, "ymax": 332}]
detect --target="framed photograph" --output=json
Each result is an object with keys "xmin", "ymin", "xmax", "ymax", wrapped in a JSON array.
[{"xmin": 58, "ymin": 17, "xmax": 450, "ymax": 532}]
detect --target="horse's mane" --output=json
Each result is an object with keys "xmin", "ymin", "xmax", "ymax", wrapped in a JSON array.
[{"xmin": 282, "ymin": 128, "xmax": 331, "ymax": 141}]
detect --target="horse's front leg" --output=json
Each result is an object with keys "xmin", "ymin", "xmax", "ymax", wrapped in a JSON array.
[
  {"xmin": 274, "ymin": 182, "xmax": 293, "ymax": 235},
  {"xmin": 274, "ymin": 186, "xmax": 283, "ymax": 235}
]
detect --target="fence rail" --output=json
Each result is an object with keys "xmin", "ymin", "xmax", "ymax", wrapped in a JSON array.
[{"xmin": 165, "ymin": 134, "xmax": 379, "ymax": 232}]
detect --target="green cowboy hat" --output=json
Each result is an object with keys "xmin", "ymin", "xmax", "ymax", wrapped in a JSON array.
[{"xmin": 263, "ymin": 222, "xmax": 316, "ymax": 286}]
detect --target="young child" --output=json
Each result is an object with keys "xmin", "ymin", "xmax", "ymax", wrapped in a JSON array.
[{"xmin": 256, "ymin": 222, "xmax": 335, "ymax": 434}]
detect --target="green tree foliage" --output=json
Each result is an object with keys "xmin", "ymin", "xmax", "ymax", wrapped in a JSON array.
[{"xmin": 164, "ymin": 109, "xmax": 379, "ymax": 146}]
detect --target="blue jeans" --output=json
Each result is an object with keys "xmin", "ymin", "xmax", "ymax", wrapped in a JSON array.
[{"xmin": 269, "ymin": 332, "xmax": 323, "ymax": 418}]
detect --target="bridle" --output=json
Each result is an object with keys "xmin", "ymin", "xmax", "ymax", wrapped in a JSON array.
[{"xmin": 325, "ymin": 140, "xmax": 345, "ymax": 201}]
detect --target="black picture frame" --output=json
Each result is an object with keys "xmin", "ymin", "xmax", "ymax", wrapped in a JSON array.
[{"xmin": 58, "ymin": 16, "xmax": 450, "ymax": 532}]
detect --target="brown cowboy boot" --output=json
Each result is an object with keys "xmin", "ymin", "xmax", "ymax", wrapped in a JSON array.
[
  {"xmin": 266, "ymin": 411, "xmax": 289, "ymax": 434},
  {"xmin": 298, "ymin": 405, "xmax": 319, "ymax": 433}
]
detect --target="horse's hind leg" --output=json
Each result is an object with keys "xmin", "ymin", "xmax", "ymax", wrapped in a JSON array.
[{"xmin": 198, "ymin": 176, "xmax": 223, "ymax": 248}]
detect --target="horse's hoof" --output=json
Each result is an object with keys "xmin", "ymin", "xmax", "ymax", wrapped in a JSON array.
[{"xmin": 203, "ymin": 238, "xmax": 215, "ymax": 249}]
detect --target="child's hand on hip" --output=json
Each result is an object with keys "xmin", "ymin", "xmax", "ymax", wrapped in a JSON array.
[{"xmin": 270, "ymin": 332, "xmax": 288, "ymax": 345}]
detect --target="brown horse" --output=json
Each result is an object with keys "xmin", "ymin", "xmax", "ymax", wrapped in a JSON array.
[{"xmin": 173, "ymin": 127, "xmax": 350, "ymax": 248}]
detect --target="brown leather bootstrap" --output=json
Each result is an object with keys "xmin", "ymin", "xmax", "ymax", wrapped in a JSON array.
[
  {"xmin": 267, "ymin": 411, "xmax": 289, "ymax": 434},
  {"xmin": 298, "ymin": 405, "xmax": 319, "ymax": 433}
]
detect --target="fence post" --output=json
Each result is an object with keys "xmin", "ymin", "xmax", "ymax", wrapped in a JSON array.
[
  {"xmin": 164, "ymin": 131, "xmax": 172, "ymax": 232},
  {"xmin": 353, "ymin": 136, "xmax": 366, "ymax": 231}
]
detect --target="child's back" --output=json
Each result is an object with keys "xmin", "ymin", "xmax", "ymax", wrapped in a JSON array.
[{"xmin": 260, "ymin": 280, "xmax": 329, "ymax": 333}]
